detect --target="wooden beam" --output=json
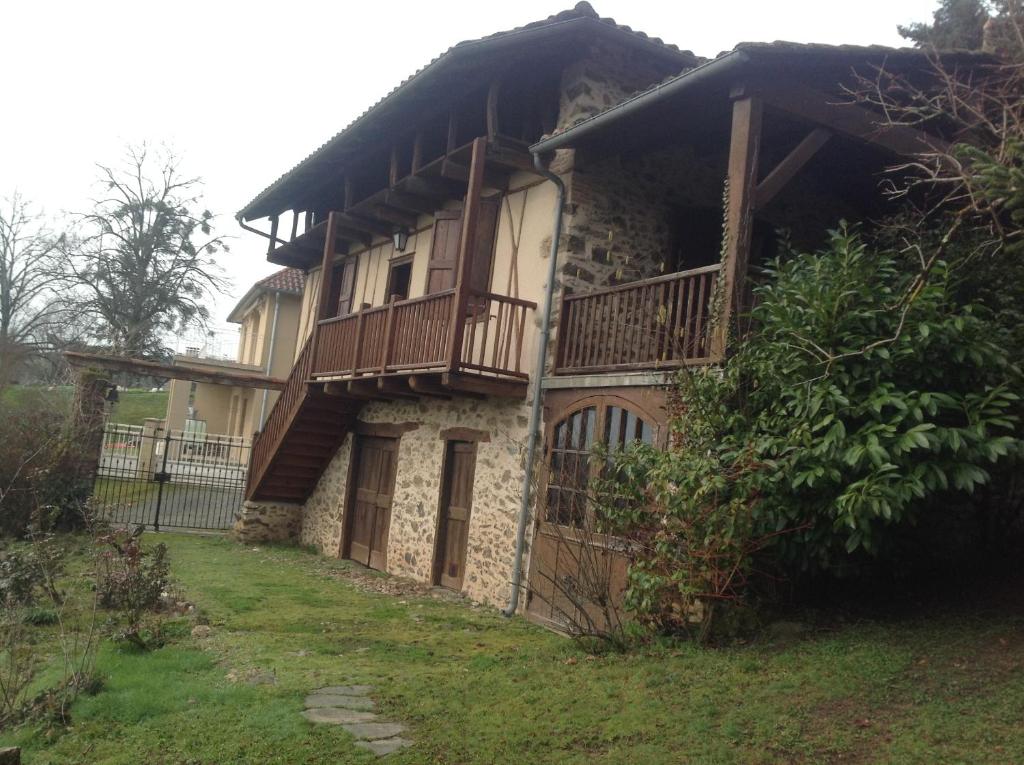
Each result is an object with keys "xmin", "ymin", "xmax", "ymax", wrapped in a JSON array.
[
  {"xmin": 389, "ymin": 145, "xmax": 400, "ymax": 187},
  {"xmin": 369, "ymin": 205, "xmax": 418, "ymax": 228},
  {"xmin": 712, "ymin": 93, "xmax": 763, "ymax": 360},
  {"xmin": 335, "ymin": 226, "xmax": 372, "ymax": 248},
  {"xmin": 760, "ymin": 83, "xmax": 949, "ymax": 157},
  {"xmin": 441, "ymin": 372, "xmax": 528, "ymax": 399},
  {"xmin": 441, "ymin": 158, "xmax": 509, "ymax": 192},
  {"xmin": 409, "ymin": 374, "xmax": 465, "ymax": 398},
  {"xmin": 347, "ymin": 379, "xmax": 389, "ymax": 400},
  {"xmin": 411, "ymin": 132, "xmax": 423, "ymax": 174},
  {"xmin": 446, "ymin": 110, "xmax": 458, "ymax": 154},
  {"xmin": 400, "ymin": 175, "xmax": 464, "ymax": 202},
  {"xmin": 384, "ymin": 190, "xmax": 436, "ymax": 216},
  {"xmin": 63, "ymin": 351, "xmax": 286, "ymax": 390},
  {"xmin": 446, "ymin": 137, "xmax": 487, "ymax": 373},
  {"xmin": 376, "ymin": 377, "xmax": 418, "ymax": 399},
  {"xmin": 486, "ymin": 78, "xmax": 502, "ymax": 140},
  {"xmin": 754, "ymin": 128, "xmax": 832, "ymax": 211},
  {"xmin": 337, "ymin": 213, "xmax": 393, "ymax": 239}
]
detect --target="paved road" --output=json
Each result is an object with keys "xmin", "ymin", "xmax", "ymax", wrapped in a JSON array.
[{"xmin": 94, "ymin": 480, "xmax": 242, "ymax": 531}]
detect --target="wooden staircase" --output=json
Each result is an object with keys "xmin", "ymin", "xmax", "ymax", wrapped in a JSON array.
[{"xmin": 246, "ymin": 338, "xmax": 361, "ymax": 503}]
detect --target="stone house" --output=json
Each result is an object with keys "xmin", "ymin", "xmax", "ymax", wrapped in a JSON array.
[
  {"xmin": 233, "ymin": 3, "xmax": 970, "ymax": 629},
  {"xmin": 164, "ymin": 268, "xmax": 304, "ymax": 438}
]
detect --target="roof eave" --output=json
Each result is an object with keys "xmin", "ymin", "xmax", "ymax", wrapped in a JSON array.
[{"xmin": 236, "ymin": 15, "xmax": 697, "ymax": 222}]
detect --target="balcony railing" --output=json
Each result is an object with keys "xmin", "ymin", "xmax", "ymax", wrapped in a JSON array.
[
  {"xmin": 553, "ymin": 264, "xmax": 721, "ymax": 375},
  {"xmin": 313, "ymin": 289, "xmax": 534, "ymax": 381},
  {"xmin": 246, "ymin": 335, "xmax": 315, "ymax": 496}
]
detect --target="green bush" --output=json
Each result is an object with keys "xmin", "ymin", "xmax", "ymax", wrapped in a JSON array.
[{"xmin": 597, "ymin": 225, "xmax": 1023, "ymax": 637}]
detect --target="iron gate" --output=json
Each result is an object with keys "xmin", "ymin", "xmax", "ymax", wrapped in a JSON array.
[{"xmin": 92, "ymin": 423, "xmax": 251, "ymax": 531}]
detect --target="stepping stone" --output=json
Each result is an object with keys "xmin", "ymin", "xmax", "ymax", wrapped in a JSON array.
[
  {"xmin": 305, "ymin": 694, "xmax": 376, "ymax": 710},
  {"xmin": 355, "ymin": 737, "xmax": 413, "ymax": 756},
  {"xmin": 315, "ymin": 685, "xmax": 374, "ymax": 696},
  {"xmin": 302, "ymin": 708, "xmax": 379, "ymax": 724},
  {"xmin": 341, "ymin": 722, "xmax": 407, "ymax": 740}
]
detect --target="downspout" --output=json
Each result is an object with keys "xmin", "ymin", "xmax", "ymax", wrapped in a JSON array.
[
  {"xmin": 503, "ymin": 152, "xmax": 565, "ymax": 618},
  {"xmin": 258, "ymin": 291, "xmax": 282, "ymax": 429}
]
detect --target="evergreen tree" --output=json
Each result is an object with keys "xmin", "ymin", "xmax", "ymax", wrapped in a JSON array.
[{"xmin": 899, "ymin": 0, "xmax": 991, "ymax": 49}]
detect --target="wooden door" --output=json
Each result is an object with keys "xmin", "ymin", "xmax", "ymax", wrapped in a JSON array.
[
  {"xmin": 433, "ymin": 441, "xmax": 477, "ymax": 590},
  {"xmin": 346, "ymin": 436, "xmax": 397, "ymax": 571}
]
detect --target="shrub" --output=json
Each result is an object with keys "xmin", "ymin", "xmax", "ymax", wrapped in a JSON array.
[
  {"xmin": 597, "ymin": 225, "xmax": 1023, "ymax": 638},
  {"xmin": 95, "ymin": 527, "xmax": 170, "ymax": 648}
]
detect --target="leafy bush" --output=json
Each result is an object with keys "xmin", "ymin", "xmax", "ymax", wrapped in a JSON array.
[{"xmin": 597, "ymin": 225, "xmax": 1023, "ymax": 638}]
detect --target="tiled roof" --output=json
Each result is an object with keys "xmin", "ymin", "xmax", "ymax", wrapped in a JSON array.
[
  {"xmin": 227, "ymin": 267, "xmax": 305, "ymax": 323},
  {"xmin": 236, "ymin": 2, "xmax": 696, "ymax": 221},
  {"xmin": 255, "ymin": 267, "xmax": 305, "ymax": 295}
]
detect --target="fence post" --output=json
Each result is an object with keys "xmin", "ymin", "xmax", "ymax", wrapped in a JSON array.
[{"xmin": 152, "ymin": 431, "xmax": 172, "ymax": 532}]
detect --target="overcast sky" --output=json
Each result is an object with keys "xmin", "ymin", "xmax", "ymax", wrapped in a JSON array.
[{"xmin": 2, "ymin": 0, "xmax": 937, "ymax": 346}]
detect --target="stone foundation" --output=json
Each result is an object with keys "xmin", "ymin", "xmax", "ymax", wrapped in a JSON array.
[{"xmin": 233, "ymin": 500, "xmax": 303, "ymax": 543}]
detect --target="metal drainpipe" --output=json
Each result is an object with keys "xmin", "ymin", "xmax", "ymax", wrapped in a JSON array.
[
  {"xmin": 258, "ymin": 291, "xmax": 282, "ymax": 429},
  {"xmin": 502, "ymin": 152, "xmax": 565, "ymax": 618}
]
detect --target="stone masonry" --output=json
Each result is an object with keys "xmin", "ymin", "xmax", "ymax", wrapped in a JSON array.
[
  {"xmin": 233, "ymin": 501, "xmax": 303, "ymax": 544},
  {"xmin": 301, "ymin": 397, "xmax": 533, "ymax": 607}
]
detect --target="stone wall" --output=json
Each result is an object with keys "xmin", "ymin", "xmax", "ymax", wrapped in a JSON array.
[
  {"xmin": 233, "ymin": 500, "xmax": 303, "ymax": 543},
  {"xmin": 299, "ymin": 397, "xmax": 533, "ymax": 608}
]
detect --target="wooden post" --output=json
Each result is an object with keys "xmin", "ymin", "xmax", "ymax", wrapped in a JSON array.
[
  {"xmin": 711, "ymin": 90, "xmax": 762, "ymax": 361},
  {"xmin": 267, "ymin": 215, "xmax": 279, "ymax": 257},
  {"xmin": 351, "ymin": 302, "xmax": 371, "ymax": 375},
  {"xmin": 446, "ymin": 136, "xmax": 487, "ymax": 373},
  {"xmin": 486, "ymin": 78, "xmax": 502, "ymax": 140},
  {"xmin": 380, "ymin": 295, "xmax": 399, "ymax": 375},
  {"xmin": 311, "ymin": 212, "xmax": 340, "ymax": 370}
]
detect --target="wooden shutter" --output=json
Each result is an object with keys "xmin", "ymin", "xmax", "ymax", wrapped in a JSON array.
[
  {"xmin": 335, "ymin": 258, "xmax": 357, "ymax": 317},
  {"xmin": 425, "ymin": 198, "xmax": 500, "ymax": 300},
  {"xmin": 425, "ymin": 210, "xmax": 462, "ymax": 294}
]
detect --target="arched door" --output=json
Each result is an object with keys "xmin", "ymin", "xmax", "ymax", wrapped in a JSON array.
[{"xmin": 526, "ymin": 396, "xmax": 658, "ymax": 631}]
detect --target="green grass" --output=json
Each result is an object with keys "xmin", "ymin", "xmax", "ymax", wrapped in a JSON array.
[
  {"xmin": 2, "ymin": 535, "xmax": 1022, "ymax": 764},
  {"xmin": 106, "ymin": 390, "xmax": 168, "ymax": 426},
  {"xmin": 1, "ymin": 386, "xmax": 167, "ymax": 426}
]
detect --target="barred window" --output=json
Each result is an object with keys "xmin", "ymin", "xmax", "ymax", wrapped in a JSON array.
[{"xmin": 545, "ymin": 402, "xmax": 654, "ymax": 528}]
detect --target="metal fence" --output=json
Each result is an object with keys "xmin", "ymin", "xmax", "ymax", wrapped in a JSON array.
[{"xmin": 93, "ymin": 423, "xmax": 251, "ymax": 531}]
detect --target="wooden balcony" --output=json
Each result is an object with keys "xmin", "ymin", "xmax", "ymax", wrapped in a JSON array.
[
  {"xmin": 313, "ymin": 289, "xmax": 535, "ymax": 394},
  {"xmin": 553, "ymin": 264, "xmax": 721, "ymax": 375}
]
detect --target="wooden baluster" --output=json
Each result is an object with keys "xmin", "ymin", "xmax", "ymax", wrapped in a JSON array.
[
  {"xmin": 351, "ymin": 303, "xmax": 370, "ymax": 376},
  {"xmin": 381, "ymin": 296, "xmax": 398, "ymax": 375}
]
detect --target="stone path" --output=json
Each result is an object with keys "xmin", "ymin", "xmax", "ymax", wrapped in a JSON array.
[{"xmin": 303, "ymin": 685, "xmax": 412, "ymax": 756}]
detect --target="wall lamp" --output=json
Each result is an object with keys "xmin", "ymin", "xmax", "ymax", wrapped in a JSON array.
[{"xmin": 392, "ymin": 229, "xmax": 409, "ymax": 252}]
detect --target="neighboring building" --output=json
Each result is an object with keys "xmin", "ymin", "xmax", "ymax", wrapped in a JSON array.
[
  {"xmin": 164, "ymin": 268, "xmax": 304, "ymax": 439},
  {"xmin": 232, "ymin": 3, "xmax": 976, "ymax": 628}
]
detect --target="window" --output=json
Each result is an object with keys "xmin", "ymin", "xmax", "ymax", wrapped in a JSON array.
[
  {"xmin": 385, "ymin": 256, "xmax": 413, "ymax": 302},
  {"xmin": 545, "ymin": 401, "xmax": 655, "ymax": 528}
]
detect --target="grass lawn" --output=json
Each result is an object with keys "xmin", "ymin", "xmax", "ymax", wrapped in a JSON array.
[
  {"xmin": 1, "ymin": 386, "xmax": 167, "ymax": 426},
  {"xmin": 2, "ymin": 534, "xmax": 1022, "ymax": 764}
]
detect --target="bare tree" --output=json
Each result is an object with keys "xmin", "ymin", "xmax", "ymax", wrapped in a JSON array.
[
  {"xmin": 0, "ymin": 192, "xmax": 66, "ymax": 388},
  {"xmin": 61, "ymin": 146, "xmax": 228, "ymax": 358}
]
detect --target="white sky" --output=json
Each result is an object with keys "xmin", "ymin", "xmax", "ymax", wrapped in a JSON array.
[{"xmin": 1, "ymin": 0, "xmax": 936, "ymax": 334}]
